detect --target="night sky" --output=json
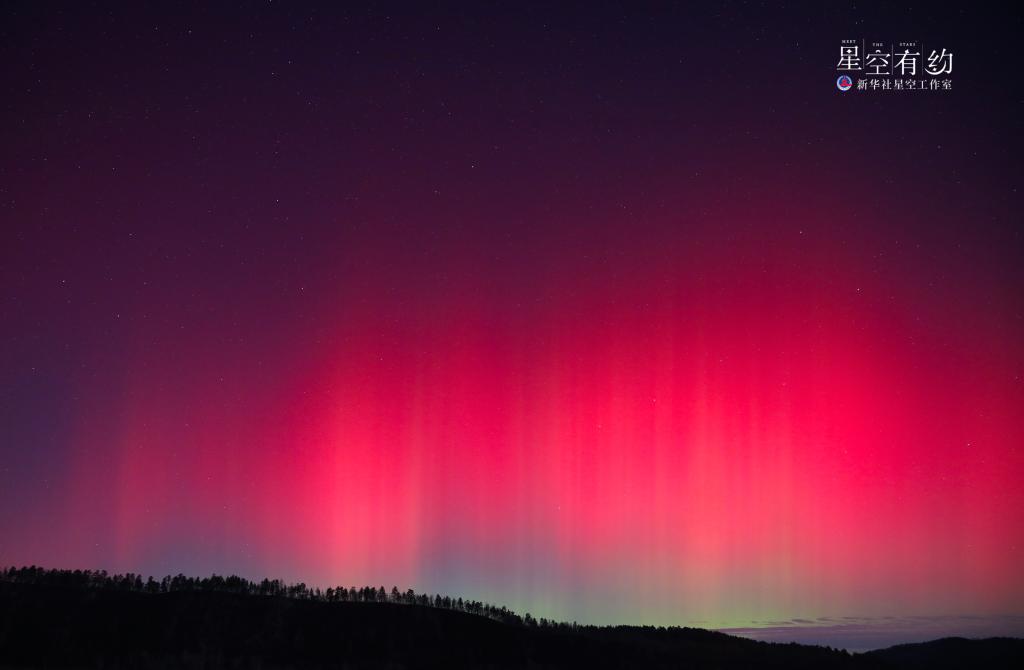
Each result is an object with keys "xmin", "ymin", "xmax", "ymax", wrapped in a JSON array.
[{"xmin": 1, "ymin": 1, "xmax": 1022, "ymax": 651}]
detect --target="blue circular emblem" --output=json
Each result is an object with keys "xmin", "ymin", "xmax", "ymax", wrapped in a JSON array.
[{"xmin": 837, "ymin": 75, "xmax": 853, "ymax": 91}]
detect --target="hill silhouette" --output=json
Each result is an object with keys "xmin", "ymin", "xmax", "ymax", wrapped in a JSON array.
[{"xmin": 1, "ymin": 568, "xmax": 1021, "ymax": 669}]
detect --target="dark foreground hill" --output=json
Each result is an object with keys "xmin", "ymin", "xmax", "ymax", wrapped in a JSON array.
[
  {"xmin": 862, "ymin": 636, "xmax": 1024, "ymax": 669},
  {"xmin": 0, "ymin": 582, "xmax": 1021, "ymax": 669}
]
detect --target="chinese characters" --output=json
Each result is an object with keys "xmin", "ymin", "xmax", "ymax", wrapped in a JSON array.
[{"xmin": 836, "ymin": 40, "xmax": 953, "ymax": 92}]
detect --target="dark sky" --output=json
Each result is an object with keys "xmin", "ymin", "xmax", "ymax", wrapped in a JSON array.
[{"xmin": 1, "ymin": 1, "xmax": 1021, "ymax": 649}]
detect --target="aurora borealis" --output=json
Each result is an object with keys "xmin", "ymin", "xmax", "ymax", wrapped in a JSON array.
[{"xmin": 1, "ymin": 2, "xmax": 1022, "ymax": 649}]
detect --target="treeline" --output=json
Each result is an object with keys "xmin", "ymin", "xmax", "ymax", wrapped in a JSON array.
[{"xmin": 0, "ymin": 565, "xmax": 569, "ymax": 630}]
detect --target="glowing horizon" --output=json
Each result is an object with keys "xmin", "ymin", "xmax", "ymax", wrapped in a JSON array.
[{"xmin": 8, "ymin": 184, "xmax": 1022, "ymax": 632}]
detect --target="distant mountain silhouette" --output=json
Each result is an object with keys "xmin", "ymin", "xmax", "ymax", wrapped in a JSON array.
[
  {"xmin": 862, "ymin": 636, "xmax": 1024, "ymax": 669},
  {"xmin": 1, "ymin": 568, "xmax": 1021, "ymax": 669}
]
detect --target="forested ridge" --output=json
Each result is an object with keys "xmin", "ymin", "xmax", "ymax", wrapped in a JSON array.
[
  {"xmin": 1, "ymin": 567, "xmax": 1021, "ymax": 669},
  {"xmin": 1, "ymin": 565, "xmax": 559, "ymax": 627}
]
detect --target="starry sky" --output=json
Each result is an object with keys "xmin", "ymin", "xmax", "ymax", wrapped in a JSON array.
[{"xmin": 1, "ymin": 1, "xmax": 1022, "ymax": 650}]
